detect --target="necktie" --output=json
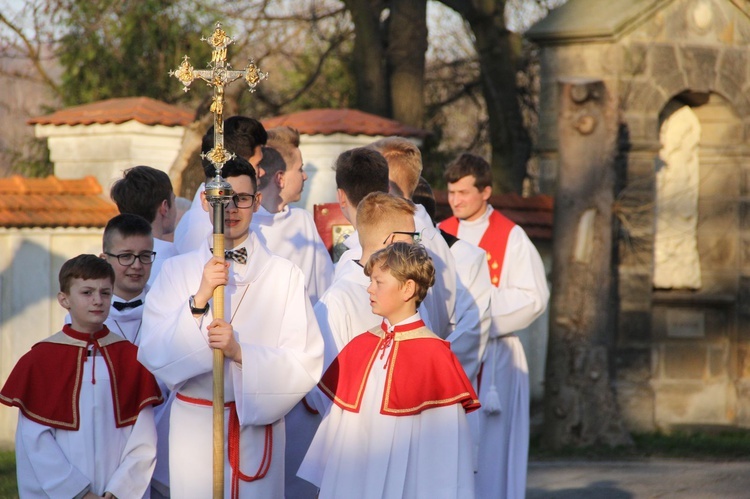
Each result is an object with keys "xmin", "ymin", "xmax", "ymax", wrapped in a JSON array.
[
  {"xmin": 112, "ymin": 299, "xmax": 143, "ymax": 311},
  {"xmin": 225, "ymin": 247, "xmax": 248, "ymax": 264}
]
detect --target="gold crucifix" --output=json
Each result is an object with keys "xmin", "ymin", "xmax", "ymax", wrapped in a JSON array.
[{"xmin": 170, "ymin": 22, "xmax": 268, "ymax": 174}]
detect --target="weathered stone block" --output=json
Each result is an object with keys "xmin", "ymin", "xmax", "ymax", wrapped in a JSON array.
[
  {"xmin": 697, "ymin": 232, "xmax": 738, "ymax": 271},
  {"xmin": 653, "ymin": 381, "xmax": 729, "ymax": 425},
  {"xmin": 621, "ymin": 79, "xmax": 666, "ymax": 114},
  {"xmin": 622, "ymin": 43, "xmax": 649, "ymax": 76},
  {"xmin": 652, "ymin": 71, "xmax": 689, "ymax": 101},
  {"xmin": 614, "ymin": 347, "xmax": 653, "ymax": 381},
  {"xmin": 615, "ymin": 381, "xmax": 655, "ymax": 432},
  {"xmin": 698, "ymin": 199, "xmax": 737, "ymax": 234},
  {"xmin": 698, "ymin": 271, "xmax": 738, "ymax": 295},
  {"xmin": 619, "ymin": 271, "xmax": 653, "ymax": 309},
  {"xmin": 649, "ymin": 44, "xmax": 682, "ymax": 79},
  {"xmin": 680, "ymin": 46, "xmax": 719, "ymax": 92},
  {"xmin": 708, "ymin": 345, "xmax": 729, "ymax": 379},
  {"xmin": 618, "ymin": 311, "xmax": 652, "ymax": 343},
  {"xmin": 716, "ymin": 48, "xmax": 748, "ymax": 97},
  {"xmin": 662, "ymin": 343, "xmax": 706, "ymax": 379}
]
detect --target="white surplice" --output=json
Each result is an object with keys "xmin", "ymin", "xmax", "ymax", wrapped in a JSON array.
[
  {"xmin": 250, "ymin": 204, "xmax": 333, "ymax": 305},
  {"xmin": 14, "ymin": 358, "xmax": 157, "ymax": 499},
  {"xmin": 298, "ymin": 313, "xmax": 475, "ymax": 499},
  {"xmin": 138, "ymin": 232, "xmax": 324, "ymax": 498},
  {"xmin": 445, "ymin": 239, "xmax": 492, "ymax": 385},
  {"xmin": 248, "ymin": 204, "xmax": 333, "ymax": 498},
  {"xmin": 105, "ymin": 290, "xmax": 172, "ymax": 494},
  {"xmin": 454, "ymin": 205, "xmax": 550, "ymax": 499},
  {"xmin": 149, "ymin": 238, "xmax": 178, "ymax": 286},
  {"xmin": 172, "ymin": 183, "xmax": 211, "ymax": 255}
]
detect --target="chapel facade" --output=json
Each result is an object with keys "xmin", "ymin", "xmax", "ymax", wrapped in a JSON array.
[{"xmin": 528, "ymin": 0, "xmax": 750, "ymax": 431}]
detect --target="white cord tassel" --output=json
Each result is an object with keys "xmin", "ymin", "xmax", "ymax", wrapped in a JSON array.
[{"xmin": 483, "ymin": 340, "xmax": 502, "ymax": 415}]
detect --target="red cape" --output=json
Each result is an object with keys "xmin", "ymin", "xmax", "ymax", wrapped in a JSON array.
[
  {"xmin": 0, "ymin": 325, "xmax": 163, "ymax": 430},
  {"xmin": 319, "ymin": 321, "xmax": 480, "ymax": 416}
]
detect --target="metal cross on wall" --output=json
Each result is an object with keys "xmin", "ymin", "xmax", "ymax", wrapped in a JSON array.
[{"xmin": 170, "ymin": 22, "xmax": 268, "ymax": 175}]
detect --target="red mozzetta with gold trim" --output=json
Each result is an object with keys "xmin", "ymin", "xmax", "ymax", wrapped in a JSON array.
[
  {"xmin": 319, "ymin": 321, "xmax": 480, "ymax": 416},
  {"xmin": 0, "ymin": 325, "xmax": 163, "ymax": 430}
]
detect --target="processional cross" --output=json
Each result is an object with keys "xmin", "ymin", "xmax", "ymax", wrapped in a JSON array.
[{"xmin": 170, "ymin": 22, "xmax": 268, "ymax": 499}]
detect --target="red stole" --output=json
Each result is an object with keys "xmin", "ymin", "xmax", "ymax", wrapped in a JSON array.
[
  {"xmin": 439, "ymin": 209, "xmax": 516, "ymax": 287},
  {"xmin": 319, "ymin": 320, "xmax": 480, "ymax": 416},
  {"xmin": 0, "ymin": 325, "xmax": 163, "ymax": 430}
]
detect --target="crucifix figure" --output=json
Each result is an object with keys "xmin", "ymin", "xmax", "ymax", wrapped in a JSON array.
[{"xmin": 169, "ymin": 22, "xmax": 267, "ymax": 499}]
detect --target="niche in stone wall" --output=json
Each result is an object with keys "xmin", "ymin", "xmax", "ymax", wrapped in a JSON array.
[{"xmin": 653, "ymin": 97, "xmax": 703, "ymax": 290}]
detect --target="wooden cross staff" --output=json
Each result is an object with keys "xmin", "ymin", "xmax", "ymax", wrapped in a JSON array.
[{"xmin": 170, "ymin": 22, "xmax": 268, "ymax": 499}]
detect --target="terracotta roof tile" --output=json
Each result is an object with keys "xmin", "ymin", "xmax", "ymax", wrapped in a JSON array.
[
  {"xmin": 28, "ymin": 97, "xmax": 194, "ymax": 127},
  {"xmin": 0, "ymin": 175, "xmax": 118, "ymax": 228},
  {"xmin": 262, "ymin": 108, "xmax": 429, "ymax": 138},
  {"xmin": 434, "ymin": 191, "xmax": 554, "ymax": 240}
]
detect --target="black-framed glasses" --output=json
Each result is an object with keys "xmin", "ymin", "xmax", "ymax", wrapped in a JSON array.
[
  {"xmin": 104, "ymin": 251, "xmax": 157, "ymax": 266},
  {"xmin": 229, "ymin": 193, "xmax": 257, "ymax": 209},
  {"xmin": 382, "ymin": 231, "xmax": 422, "ymax": 246}
]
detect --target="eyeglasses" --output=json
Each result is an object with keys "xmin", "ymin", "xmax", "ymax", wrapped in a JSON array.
[
  {"xmin": 229, "ymin": 193, "xmax": 257, "ymax": 209},
  {"xmin": 382, "ymin": 231, "xmax": 422, "ymax": 246},
  {"xmin": 104, "ymin": 251, "xmax": 157, "ymax": 266}
]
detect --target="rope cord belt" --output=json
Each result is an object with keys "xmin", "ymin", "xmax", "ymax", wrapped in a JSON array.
[{"xmin": 176, "ymin": 392, "xmax": 273, "ymax": 498}]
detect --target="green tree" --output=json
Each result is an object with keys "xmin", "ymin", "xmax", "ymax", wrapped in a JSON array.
[{"xmin": 57, "ymin": 0, "xmax": 216, "ymax": 106}]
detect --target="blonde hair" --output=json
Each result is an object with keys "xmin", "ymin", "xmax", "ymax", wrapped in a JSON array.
[
  {"xmin": 369, "ymin": 137, "xmax": 423, "ymax": 198},
  {"xmin": 266, "ymin": 126, "xmax": 301, "ymax": 172},
  {"xmin": 364, "ymin": 242, "xmax": 435, "ymax": 306},
  {"xmin": 356, "ymin": 192, "xmax": 416, "ymax": 239}
]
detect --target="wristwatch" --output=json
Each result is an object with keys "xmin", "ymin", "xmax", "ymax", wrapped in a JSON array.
[{"xmin": 189, "ymin": 295, "xmax": 210, "ymax": 315}]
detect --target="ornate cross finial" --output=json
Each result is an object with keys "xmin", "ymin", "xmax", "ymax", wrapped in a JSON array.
[{"xmin": 170, "ymin": 22, "xmax": 268, "ymax": 176}]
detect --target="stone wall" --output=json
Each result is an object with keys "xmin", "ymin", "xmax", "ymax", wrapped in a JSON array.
[{"xmin": 532, "ymin": 0, "xmax": 750, "ymax": 431}]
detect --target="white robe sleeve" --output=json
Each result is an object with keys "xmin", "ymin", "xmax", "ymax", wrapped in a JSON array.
[
  {"xmin": 15, "ymin": 414, "xmax": 91, "ymax": 498},
  {"xmin": 232, "ymin": 265, "xmax": 324, "ymax": 426},
  {"xmin": 446, "ymin": 240, "xmax": 492, "ymax": 383},
  {"xmin": 307, "ymin": 237, "xmax": 335, "ymax": 305},
  {"xmin": 138, "ymin": 257, "xmax": 212, "ymax": 388},
  {"xmin": 490, "ymin": 227, "xmax": 550, "ymax": 334},
  {"xmin": 105, "ymin": 406, "xmax": 158, "ymax": 499}
]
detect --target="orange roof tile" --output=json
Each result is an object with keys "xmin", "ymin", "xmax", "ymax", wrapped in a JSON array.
[
  {"xmin": 27, "ymin": 97, "xmax": 194, "ymax": 127},
  {"xmin": 0, "ymin": 175, "xmax": 118, "ymax": 228},
  {"xmin": 262, "ymin": 109, "xmax": 429, "ymax": 138},
  {"xmin": 434, "ymin": 191, "xmax": 554, "ymax": 240}
]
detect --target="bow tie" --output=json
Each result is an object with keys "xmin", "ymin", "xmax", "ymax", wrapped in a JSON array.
[
  {"xmin": 112, "ymin": 299, "xmax": 143, "ymax": 311},
  {"xmin": 224, "ymin": 247, "xmax": 248, "ymax": 264}
]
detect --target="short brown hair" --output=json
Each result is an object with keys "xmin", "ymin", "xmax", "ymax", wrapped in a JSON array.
[
  {"xmin": 369, "ymin": 137, "xmax": 423, "ymax": 198},
  {"xmin": 444, "ymin": 152, "xmax": 492, "ymax": 191},
  {"xmin": 364, "ymin": 242, "xmax": 435, "ymax": 307},
  {"xmin": 110, "ymin": 166, "xmax": 173, "ymax": 223},
  {"xmin": 334, "ymin": 148, "xmax": 389, "ymax": 207},
  {"xmin": 59, "ymin": 254, "xmax": 115, "ymax": 294},
  {"xmin": 257, "ymin": 146, "xmax": 286, "ymax": 190},
  {"xmin": 103, "ymin": 214, "xmax": 153, "ymax": 253},
  {"xmin": 356, "ymin": 192, "xmax": 416, "ymax": 238}
]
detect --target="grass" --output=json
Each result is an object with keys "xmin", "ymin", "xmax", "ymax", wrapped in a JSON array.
[
  {"xmin": 530, "ymin": 430, "xmax": 750, "ymax": 461},
  {"xmin": 0, "ymin": 451, "xmax": 16, "ymax": 498}
]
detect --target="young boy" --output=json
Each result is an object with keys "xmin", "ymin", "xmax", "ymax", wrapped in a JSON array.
[
  {"xmin": 251, "ymin": 128, "xmax": 334, "ymax": 498},
  {"xmin": 101, "ymin": 213, "xmax": 173, "ymax": 498},
  {"xmin": 0, "ymin": 254, "xmax": 163, "ymax": 498},
  {"xmin": 110, "ymin": 165, "xmax": 178, "ymax": 286},
  {"xmin": 300, "ymin": 242, "xmax": 479, "ymax": 498},
  {"xmin": 138, "ymin": 156, "xmax": 324, "ymax": 498},
  {"xmin": 174, "ymin": 115, "xmax": 267, "ymax": 255},
  {"xmin": 440, "ymin": 152, "xmax": 549, "ymax": 499},
  {"xmin": 252, "ymin": 128, "xmax": 333, "ymax": 305}
]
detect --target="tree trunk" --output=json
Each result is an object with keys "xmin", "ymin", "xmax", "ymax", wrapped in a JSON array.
[
  {"xmin": 543, "ymin": 79, "xmax": 633, "ymax": 449},
  {"xmin": 438, "ymin": 0, "xmax": 529, "ymax": 194},
  {"xmin": 387, "ymin": 0, "xmax": 427, "ymax": 127},
  {"xmin": 343, "ymin": 0, "xmax": 389, "ymax": 117}
]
